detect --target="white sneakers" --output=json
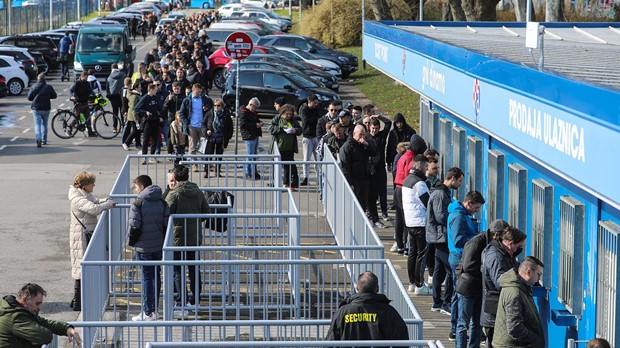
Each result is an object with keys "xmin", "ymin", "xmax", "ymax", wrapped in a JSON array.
[
  {"xmin": 390, "ymin": 242, "xmax": 399, "ymax": 252},
  {"xmin": 122, "ymin": 143, "xmax": 129, "ymax": 151},
  {"xmin": 407, "ymin": 284, "xmax": 416, "ymax": 292},
  {"xmin": 132, "ymin": 311, "xmax": 158, "ymax": 321},
  {"xmin": 414, "ymin": 284, "xmax": 432, "ymax": 295}
]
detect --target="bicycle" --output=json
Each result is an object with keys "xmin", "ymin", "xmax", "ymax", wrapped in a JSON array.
[{"xmin": 51, "ymin": 97, "xmax": 122, "ymax": 139}]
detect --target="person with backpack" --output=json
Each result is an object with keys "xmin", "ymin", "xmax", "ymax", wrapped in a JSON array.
[
  {"xmin": 107, "ymin": 63, "xmax": 126, "ymax": 133},
  {"xmin": 127, "ymin": 175, "xmax": 169, "ymax": 321}
]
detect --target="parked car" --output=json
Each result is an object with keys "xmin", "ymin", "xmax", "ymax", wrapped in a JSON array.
[
  {"xmin": 0, "ymin": 55, "xmax": 30, "ymax": 95},
  {"xmin": 257, "ymin": 34, "xmax": 358, "ymax": 77},
  {"xmin": 0, "ymin": 45, "xmax": 38, "ymax": 82},
  {"xmin": 203, "ymin": 28, "xmax": 260, "ymax": 51},
  {"xmin": 218, "ymin": 3, "xmax": 266, "ymax": 17},
  {"xmin": 0, "ymin": 35, "xmax": 59, "ymax": 71},
  {"xmin": 222, "ymin": 69, "xmax": 340, "ymax": 115},
  {"xmin": 225, "ymin": 60, "xmax": 339, "ymax": 91},
  {"xmin": 239, "ymin": 11, "xmax": 291, "ymax": 31},
  {"xmin": 209, "ymin": 45, "xmax": 273, "ymax": 89},
  {"xmin": 273, "ymin": 46, "xmax": 341, "ymax": 76},
  {"xmin": 167, "ymin": 11, "xmax": 187, "ymax": 20},
  {"xmin": 0, "ymin": 74, "xmax": 9, "ymax": 98},
  {"xmin": 156, "ymin": 17, "xmax": 176, "ymax": 33}
]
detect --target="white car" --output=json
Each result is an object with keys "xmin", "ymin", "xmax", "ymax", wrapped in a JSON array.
[
  {"xmin": 241, "ymin": 11, "xmax": 291, "ymax": 31},
  {"xmin": 156, "ymin": 18, "xmax": 176, "ymax": 33},
  {"xmin": 218, "ymin": 3, "xmax": 263, "ymax": 17},
  {"xmin": 0, "ymin": 55, "xmax": 28, "ymax": 95},
  {"xmin": 274, "ymin": 46, "xmax": 341, "ymax": 76}
]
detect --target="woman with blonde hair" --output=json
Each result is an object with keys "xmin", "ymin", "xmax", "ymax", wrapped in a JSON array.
[{"xmin": 68, "ymin": 171, "xmax": 117, "ymax": 311}]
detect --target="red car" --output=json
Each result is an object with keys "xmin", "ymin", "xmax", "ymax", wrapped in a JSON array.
[{"xmin": 209, "ymin": 45, "xmax": 277, "ymax": 90}]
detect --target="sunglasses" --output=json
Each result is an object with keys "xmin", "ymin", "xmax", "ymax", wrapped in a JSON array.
[
  {"xmin": 214, "ymin": 104, "xmax": 223, "ymax": 107},
  {"xmin": 329, "ymin": 109, "xmax": 341, "ymax": 112}
]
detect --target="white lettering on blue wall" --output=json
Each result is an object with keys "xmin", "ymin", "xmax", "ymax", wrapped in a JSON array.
[
  {"xmin": 509, "ymin": 99, "xmax": 585, "ymax": 163},
  {"xmin": 421, "ymin": 60, "xmax": 446, "ymax": 95},
  {"xmin": 374, "ymin": 43, "xmax": 388, "ymax": 63}
]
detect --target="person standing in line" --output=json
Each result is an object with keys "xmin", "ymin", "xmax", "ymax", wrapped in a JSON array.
[
  {"xmin": 316, "ymin": 101, "xmax": 341, "ymax": 139},
  {"xmin": 367, "ymin": 114, "xmax": 393, "ymax": 222},
  {"xmin": 239, "ymin": 97, "xmax": 263, "ymax": 180},
  {"xmin": 135, "ymin": 84, "xmax": 163, "ymax": 161},
  {"xmin": 586, "ymin": 338, "xmax": 611, "ymax": 348},
  {"xmin": 386, "ymin": 113, "xmax": 416, "ymax": 176},
  {"xmin": 0, "ymin": 283, "xmax": 82, "ymax": 347},
  {"xmin": 122, "ymin": 80, "xmax": 143, "ymax": 150},
  {"xmin": 165, "ymin": 165, "xmax": 210, "ymax": 315},
  {"xmin": 426, "ymin": 167, "xmax": 464, "ymax": 316},
  {"xmin": 201, "ymin": 98, "xmax": 233, "ymax": 178},
  {"xmin": 455, "ymin": 219, "xmax": 512, "ymax": 348},
  {"xmin": 269, "ymin": 103, "xmax": 302, "ymax": 188},
  {"xmin": 107, "ymin": 63, "xmax": 127, "ymax": 134},
  {"xmin": 179, "ymin": 83, "xmax": 213, "ymax": 170},
  {"xmin": 447, "ymin": 190, "xmax": 485, "ymax": 341},
  {"xmin": 27, "ymin": 73, "xmax": 56, "ymax": 148},
  {"xmin": 481, "ymin": 226, "xmax": 528, "ymax": 347},
  {"xmin": 339, "ymin": 124, "xmax": 378, "ymax": 213},
  {"xmin": 299, "ymin": 94, "xmax": 320, "ymax": 186},
  {"xmin": 326, "ymin": 272, "xmax": 409, "ymax": 342},
  {"xmin": 128, "ymin": 175, "xmax": 169, "ymax": 321},
  {"xmin": 162, "ymin": 81, "xmax": 184, "ymax": 155},
  {"xmin": 68, "ymin": 172, "xmax": 117, "ymax": 312},
  {"xmin": 492, "ymin": 256, "xmax": 546, "ymax": 348}
]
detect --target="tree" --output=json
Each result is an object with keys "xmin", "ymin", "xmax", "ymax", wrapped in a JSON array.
[
  {"xmin": 546, "ymin": 0, "xmax": 564, "ymax": 21},
  {"xmin": 462, "ymin": 0, "xmax": 501, "ymax": 20},
  {"xmin": 513, "ymin": 0, "xmax": 536, "ymax": 21},
  {"xmin": 370, "ymin": 0, "xmax": 393, "ymax": 19}
]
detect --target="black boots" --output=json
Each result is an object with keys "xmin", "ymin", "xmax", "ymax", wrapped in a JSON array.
[{"xmin": 70, "ymin": 280, "xmax": 81, "ymax": 311}]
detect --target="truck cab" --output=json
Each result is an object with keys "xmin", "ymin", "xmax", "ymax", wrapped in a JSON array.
[{"xmin": 73, "ymin": 24, "xmax": 135, "ymax": 85}]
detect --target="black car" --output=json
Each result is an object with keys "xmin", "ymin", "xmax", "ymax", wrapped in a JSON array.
[
  {"xmin": 257, "ymin": 34, "xmax": 358, "ymax": 77},
  {"xmin": 0, "ymin": 36, "xmax": 59, "ymax": 70},
  {"xmin": 222, "ymin": 69, "xmax": 340, "ymax": 115},
  {"xmin": 0, "ymin": 45, "xmax": 38, "ymax": 82}
]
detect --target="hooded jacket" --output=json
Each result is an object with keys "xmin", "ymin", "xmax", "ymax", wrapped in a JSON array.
[
  {"xmin": 386, "ymin": 113, "xmax": 416, "ymax": 167},
  {"xmin": 128, "ymin": 185, "xmax": 170, "ymax": 254},
  {"xmin": 325, "ymin": 292, "xmax": 409, "ymax": 344},
  {"xmin": 455, "ymin": 231, "xmax": 492, "ymax": 298},
  {"xmin": 106, "ymin": 69, "xmax": 126, "ymax": 96},
  {"xmin": 426, "ymin": 183, "xmax": 453, "ymax": 244},
  {"xmin": 27, "ymin": 81, "xmax": 57, "ymax": 111},
  {"xmin": 493, "ymin": 269, "xmax": 546, "ymax": 348},
  {"xmin": 481, "ymin": 240, "xmax": 517, "ymax": 328},
  {"xmin": 68, "ymin": 186, "xmax": 115, "ymax": 279},
  {"xmin": 0, "ymin": 295, "xmax": 71, "ymax": 348},
  {"xmin": 394, "ymin": 134, "xmax": 427, "ymax": 187},
  {"xmin": 447, "ymin": 200, "xmax": 479, "ymax": 266},
  {"xmin": 86, "ymin": 75, "xmax": 102, "ymax": 95},
  {"xmin": 165, "ymin": 181, "xmax": 210, "ymax": 247}
]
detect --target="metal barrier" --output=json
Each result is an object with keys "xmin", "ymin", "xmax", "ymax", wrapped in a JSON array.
[
  {"xmin": 145, "ymin": 340, "xmax": 445, "ymax": 347},
  {"xmin": 0, "ymin": 0, "xmax": 96, "ymax": 36},
  {"xmin": 566, "ymin": 339, "xmax": 591, "ymax": 348}
]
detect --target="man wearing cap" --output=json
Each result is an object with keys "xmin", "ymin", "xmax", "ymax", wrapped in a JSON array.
[
  {"xmin": 454, "ymin": 219, "xmax": 511, "ymax": 348},
  {"xmin": 338, "ymin": 110, "xmax": 355, "ymax": 137}
]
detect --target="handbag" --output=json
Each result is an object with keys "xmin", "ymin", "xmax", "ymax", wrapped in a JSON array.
[
  {"xmin": 72, "ymin": 211, "xmax": 93, "ymax": 249},
  {"xmin": 198, "ymin": 137, "xmax": 208, "ymax": 154}
]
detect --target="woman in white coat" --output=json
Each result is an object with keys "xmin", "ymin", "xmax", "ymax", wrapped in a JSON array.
[{"xmin": 68, "ymin": 171, "xmax": 116, "ymax": 311}]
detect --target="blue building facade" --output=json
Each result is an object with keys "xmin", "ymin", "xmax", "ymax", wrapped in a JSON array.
[{"xmin": 363, "ymin": 20, "xmax": 620, "ymax": 346}]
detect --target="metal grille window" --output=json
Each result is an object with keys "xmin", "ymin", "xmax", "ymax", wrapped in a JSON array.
[
  {"xmin": 467, "ymin": 136, "xmax": 483, "ymax": 191},
  {"xmin": 558, "ymin": 196, "xmax": 585, "ymax": 317},
  {"xmin": 531, "ymin": 179, "xmax": 553, "ymax": 288},
  {"xmin": 596, "ymin": 221, "xmax": 619, "ymax": 347},
  {"xmin": 452, "ymin": 127, "xmax": 467, "ymax": 201},
  {"xmin": 487, "ymin": 150, "xmax": 505, "ymax": 222},
  {"xmin": 430, "ymin": 111, "xmax": 440, "ymax": 150},
  {"xmin": 419, "ymin": 98, "xmax": 430, "ymax": 140},
  {"xmin": 439, "ymin": 118, "xmax": 453, "ymax": 176},
  {"xmin": 508, "ymin": 163, "xmax": 527, "ymax": 232}
]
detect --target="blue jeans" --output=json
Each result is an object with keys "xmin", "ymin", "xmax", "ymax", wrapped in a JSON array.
[
  {"xmin": 137, "ymin": 251, "xmax": 162, "ymax": 315},
  {"xmin": 33, "ymin": 110, "xmax": 50, "ymax": 143},
  {"xmin": 450, "ymin": 259, "xmax": 460, "ymax": 336},
  {"xmin": 456, "ymin": 294, "xmax": 482, "ymax": 348},
  {"xmin": 244, "ymin": 138, "xmax": 259, "ymax": 175}
]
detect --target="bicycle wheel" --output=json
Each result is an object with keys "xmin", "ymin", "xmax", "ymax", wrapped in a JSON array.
[
  {"xmin": 94, "ymin": 111, "xmax": 122, "ymax": 139},
  {"xmin": 51, "ymin": 110, "xmax": 79, "ymax": 139}
]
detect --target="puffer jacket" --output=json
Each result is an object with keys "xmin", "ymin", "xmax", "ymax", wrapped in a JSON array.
[
  {"xmin": 401, "ymin": 169, "xmax": 429, "ymax": 227},
  {"xmin": 68, "ymin": 186, "xmax": 115, "ymax": 280},
  {"xmin": 481, "ymin": 240, "xmax": 517, "ymax": 328},
  {"xmin": 165, "ymin": 181, "xmax": 210, "ymax": 247},
  {"xmin": 394, "ymin": 134, "xmax": 427, "ymax": 186},
  {"xmin": 493, "ymin": 269, "xmax": 546, "ymax": 348},
  {"xmin": 426, "ymin": 184, "xmax": 453, "ymax": 244},
  {"xmin": 447, "ymin": 200, "xmax": 479, "ymax": 267},
  {"xmin": 128, "ymin": 185, "xmax": 169, "ymax": 254},
  {"xmin": 0, "ymin": 295, "xmax": 71, "ymax": 348}
]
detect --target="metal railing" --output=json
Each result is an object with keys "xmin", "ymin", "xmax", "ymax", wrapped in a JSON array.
[
  {"xmin": 146, "ymin": 340, "xmax": 447, "ymax": 347},
  {"xmin": 0, "ymin": 0, "xmax": 95, "ymax": 36}
]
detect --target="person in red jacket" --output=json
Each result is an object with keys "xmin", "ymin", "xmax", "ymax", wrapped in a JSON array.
[{"xmin": 393, "ymin": 134, "xmax": 428, "ymax": 254}]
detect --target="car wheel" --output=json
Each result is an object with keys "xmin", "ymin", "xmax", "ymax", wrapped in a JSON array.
[
  {"xmin": 213, "ymin": 69, "xmax": 226, "ymax": 90},
  {"xmin": 8, "ymin": 78, "xmax": 24, "ymax": 96}
]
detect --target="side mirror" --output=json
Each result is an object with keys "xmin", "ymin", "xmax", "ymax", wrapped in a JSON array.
[
  {"xmin": 283, "ymin": 84, "xmax": 293, "ymax": 91},
  {"xmin": 125, "ymin": 45, "xmax": 133, "ymax": 54}
]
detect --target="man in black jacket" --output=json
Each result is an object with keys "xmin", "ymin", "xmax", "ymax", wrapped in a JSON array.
[
  {"xmin": 326, "ymin": 272, "xmax": 408, "ymax": 343},
  {"xmin": 299, "ymin": 95, "xmax": 320, "ymax": 186},
  {"xmin": 70, "ymin": 71, "xmax": 96, "ymax": 136},
  {"xmin": 367, "ymin": 115, "xmax": 393, "ymax": 222},
  {"xmin": 454, "ymin": 219, "xmax": 511, "ymax": 348},
  {"xmin": 135, "ymin": 84, "xmax": 163, "ymax": 160},
  {"xmin": 239, "ymin": 97, "xmax": 263, "ymax": 180},
  {"xmin": 386, "ymin": 113, "xmax": 416, "ymax": 172},
  {"xmin": 27, "ymin": 73, "xmax": 57, "ymax": 147},
  {"xmin": 162, "ymin": 81, "xmax": 184, "ymax": 154},
  {"xmin": 316, "ymin": 101, "xmax": 341, "ymax": 139},
  {"xmin": 339, "ymin": 124, "xmax": 378, "ymax": 212}
]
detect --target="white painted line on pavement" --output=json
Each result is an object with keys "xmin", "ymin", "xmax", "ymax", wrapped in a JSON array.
[
  {"xmin": 58, "ymin": 103, "xmax": 64, "ymax": 108},
  {"xmin": 0, "ymin": 145, "xmax": 6, "ymax": 151},
  {"xmin": 22, "ymin": 128, "xmax": 30, "ymax": 133},
  {"xmin": 10, "ymin": 136, "xmax": 19, "ymax": 142},
  {"xmin": 72, "ymin": 139, "xmax": 88, "ymax": 146},
  {"xmin": 63, "ymin": 88, "xmax": 68, "ymax": 92},
  {"xmin": 18, "ymin": 116, "xmax": 26, "ymax": 121}
]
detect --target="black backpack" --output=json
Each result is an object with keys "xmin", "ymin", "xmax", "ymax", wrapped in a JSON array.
[{"xmin": 204, "ymin": 191, "xmax": 234, "ymax": 233}]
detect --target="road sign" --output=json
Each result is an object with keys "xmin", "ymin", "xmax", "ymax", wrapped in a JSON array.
[{"xmin": 225, "ymin": 32, "xmax": 254, "ymax": 60}]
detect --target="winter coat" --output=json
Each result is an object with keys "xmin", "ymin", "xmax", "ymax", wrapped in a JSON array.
[
  {"xmin": 239, "ymin": 106, "xmax": 262, "ymax": 140},
  {"xmin": 165, "ymin": 181, "xmax": 210, "ymax": 247},
  {"xmin": 455, "ymin": 231, "xmax": 492, "ymax": 298},
  {"xmin": 299, "ymin": 102, "xmax": 319, "ymax": 138},
  {"xmin": 325, "ymin": 292, "xmax": 409, "ymax": 344},
  {"xmin": 447, "ymin": 200, "xmax": 479, "ymax": 267},
  {"xmin": 68, "ymin": 186, "xmax": 115, "ymax": 280},
  {"xmin": 493, "ymin": 269, "xmax": 546, "ymax": 348},
  {"xmin": 402, "ymin": 169, "xmax": 429, "ymax": 227},
  {"xmin": 368, "ymin": 115, "xmax": 392, "ymax": 168},
  {"xmin": 201, "ymin": 108, "xmax": 233, "ymax": 147},
  {"xmin": 170, "ymin": 121, "xmax": 187, "ymax": 147},
  {"xmin": 135, "ymin": 93, "xmax": 162, "ymax": 124},
  {"xmin": 269, "ymin": 114, "xmax": 302, "ymax": 153},
  {"xmin": 28, "ymin": 81, "xmax": 57, "ymax": 111},
  {"xmin": 426, "ymin": 184, "xmax": 453, "ymax": 244},
  {"xmin": 179, "ymin": 93, "xmax": 213, "ymax": 129},
  {"xmin": 0, "ymin": 295, "xmax": 71, "ymax": 348},
  {"xmin": 325, "ymin": 133, "xmax": 347, "ymax": 158},
  {"xmin": 106, "ymin": 69, "xmax": 126, "ymax": 96},
  {"xmin": 339, "ymin": 136, "xmax": 378, "ymax": 183},
  {"xmin": 386, "ymin": 113, "xmax": 416, "ymax": 168},
  {"xmin": 481, "ymin": 240, "xmax": 517, "ymax": 328},
  {"xmin": 394, "ymin": 134, "xmax": 427, "ymax": 186},
  {"xmin": 163, "ymin": 93, "xmax": 184, "ymax": 123},
  {"xmin": 70, "ymin": 80, "xmax": 93, "ymax": 103},
  {"xmin": 128, "ymin": 185, "xmax": 170, "ymax": 254},
  {"xmin": 316, "ymin": 112, "xmax": 338, "ymax": 139},
  {"xmin": 126, "ymin": 89, "xmax": 141, "ymax": 122}
]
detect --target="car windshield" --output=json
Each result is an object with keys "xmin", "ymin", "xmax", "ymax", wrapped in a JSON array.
[
  {"xmin": 285, "ymin": 72, "xmax": 319, "ymax": 88},
  {"xmin": 276, "ymin": 49, "xmax": 303, "ymax": 62},
  {"xmin": 78, "ymin": 33, "xmax": 124, "ymax": 53},
  {"xmin": 308, "ymin": 38, "xmax": 329, "ymax": 50},
  {"xmin": 291, "ymin": 49, "xmax": 315, "ymax": 60}
]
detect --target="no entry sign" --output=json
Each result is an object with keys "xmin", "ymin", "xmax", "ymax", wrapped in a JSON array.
[{"xmin": 225, "ymin": 32, "xmax": 254, "ymax": 60}]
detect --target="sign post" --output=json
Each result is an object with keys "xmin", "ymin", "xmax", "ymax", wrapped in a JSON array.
[{"xmin": 224, "ymin": 32, "xmax": 254, "ymax": 155}]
